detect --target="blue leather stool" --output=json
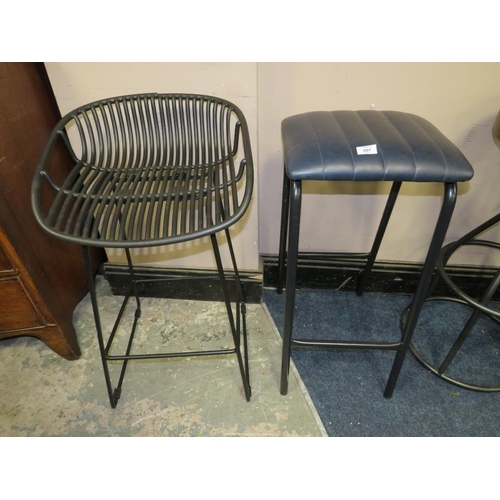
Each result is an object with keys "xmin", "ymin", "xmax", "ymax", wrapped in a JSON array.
[{"xmin": 277, "ymin": 110, "xmax": 474, "ymax": 398}]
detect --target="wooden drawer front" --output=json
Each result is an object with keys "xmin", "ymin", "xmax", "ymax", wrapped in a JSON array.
[
  {"xmin": 0, "ymin": 244, "xmax": 15, "ymax": 275},
  {"xmin": 0, "ymin": 278, "xmax": 44, "ymax": 331}
]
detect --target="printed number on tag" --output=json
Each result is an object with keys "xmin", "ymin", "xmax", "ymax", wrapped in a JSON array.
[{"xmin": 356, "ymin": 144, "xmax": 378, "ymax": 155}]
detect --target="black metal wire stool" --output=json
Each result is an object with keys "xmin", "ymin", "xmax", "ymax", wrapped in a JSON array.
[
  {"xmin": 32, "ymin": 93, "xmax": 254, "ymax": 408},
  {"xmin": 407, "ymin": 109, "xmax": 500, "ymax": 392}
]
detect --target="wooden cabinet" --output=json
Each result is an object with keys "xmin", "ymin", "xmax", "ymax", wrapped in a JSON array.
[
  {"xmin": 0, "ymin": 280, "xmax": 46, "ymax": 332},
  {"xmin": 0, "ymin": 226, "xmax": 81, "ymax": 358},
  {"xmin": 0, "ymin": 63, "xmax": 104, "ymax": 360}
]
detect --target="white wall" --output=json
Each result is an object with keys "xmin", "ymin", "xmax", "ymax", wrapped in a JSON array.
[{"xmin": 46, "ymin": 62, "xmax": 500, "ymax": 272}]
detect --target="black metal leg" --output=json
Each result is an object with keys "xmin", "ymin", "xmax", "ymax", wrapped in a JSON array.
[
  {"xmin": 277, "ymin": 169, "xmax": 291, "ymax": 295},
  {"xmin": 125, "ymin": 248, "xmax": 141, "ymax": 312},
  {"xmin": 433, "ymin": 211, "xmax": 500, "ymax": 376},
  {"xmin": 210, "ymin": 232, "xmax": 251, "ymax": 401},
  {"xmin": 223, "ymin": 224, "xmax": 251, "ymax": 394},
  {"xmin": 356, "ymin": 181, "xmax": 402, "ymax": 296},
  {"xmin": 84, "ymin": 244, "xmax": 144, "ymax": 408},
  {"xmin": 408, "ymin": 207, "xmax": 500, "ymax": 391},
  {"xmin": 280, "ymin": 180, "xmax": 302, "ymax": 395},
  {"xmin": 384, "ymin": 183, "xmax": 457, "ymax": 398},
  {"xmin": 425, "ymin": 254, "xmax": 449, "ymax": 299},
  {"xmin": 113, "ymin": 248, "xmax": 142, "ymax": 398},
  {"xmin": 82, "ymin": 246, "xmax": 119, "ymax": 408},
  {"xmin": 438, "ymin": 265, "xmax": 500, "ymax": 374}
]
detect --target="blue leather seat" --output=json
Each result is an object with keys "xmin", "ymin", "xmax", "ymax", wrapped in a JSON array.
[
  {"xmin": 278, "ymin": 109, "xmax": 474, "ymax": 399},
  {"xmin": 282, "ymin": 110, "xmax": 473, "ymax": 182}
]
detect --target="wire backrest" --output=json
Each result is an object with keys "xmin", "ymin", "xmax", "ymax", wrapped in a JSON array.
[{"xmin": 65, "ymin": 94, "xmax": 242, "ymax": 170}]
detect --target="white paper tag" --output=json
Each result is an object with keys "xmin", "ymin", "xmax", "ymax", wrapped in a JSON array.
[{"xmin": 356, "ymin": 144, "xmax": 378, "ymax": 155}]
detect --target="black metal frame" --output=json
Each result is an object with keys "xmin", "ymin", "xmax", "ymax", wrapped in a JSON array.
[
  {"xmin": 83, "ymin": 228, "xmax": 251, "ymax": 408},
  {"xmin": 31, "ymin": 93, "xmax": 254, "ymax": 408},
  {"xmin": 407, "ymin": 211, "xmax": 500, "ymax": 392},
  {"xmin": 277, "ymin": 170, "xmax": 457, "ymax": 398}
]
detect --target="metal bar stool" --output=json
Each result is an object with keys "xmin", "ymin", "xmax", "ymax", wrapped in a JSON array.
[
  {"xmin": 408, "ymin": 109, "xmax": 500, "ymax": 392},
  {"xmin": 277, "ymin": 110, "xmax": 474, "ymax": 398},
  {"xmin": 31, "ymin": 93, "xmax": 254, "ymax": 408}
]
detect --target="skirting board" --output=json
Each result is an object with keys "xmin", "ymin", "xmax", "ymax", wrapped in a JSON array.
[
  {"xmin": 103, "ymin": 253, "xmax": 500, "ymax": 303},
  {"xmin": 262, "ymin": 252, "xmax": 500, "ymax": 299},
  {"xmin": 103, "ymin": 264, "xmax": 263, "ymax": 304}
]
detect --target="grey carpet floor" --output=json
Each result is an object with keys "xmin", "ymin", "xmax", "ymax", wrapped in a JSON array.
[{"xmin": 0, "ymin": 276, "xmax": 325, "ymax": 437}]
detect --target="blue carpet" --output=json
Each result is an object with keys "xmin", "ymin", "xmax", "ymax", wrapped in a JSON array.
[{"xmin": 263, "ymin": 288, "xmax": 500, "ymax": 436}]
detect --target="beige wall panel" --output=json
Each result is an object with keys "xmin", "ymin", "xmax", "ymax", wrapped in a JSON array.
[
  {"xmin": 257, "ymin": 62, "xmax": 500, "ymax": 266},
  {"xmin": 45, "ymin": 62, "xmax": 500, "ymax": 272},
  {"xmin": 45, "ymin": 62, "xmax": 259, "ymax": 271}
]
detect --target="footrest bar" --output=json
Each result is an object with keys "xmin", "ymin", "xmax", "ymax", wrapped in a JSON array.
[
  {"xmin": 105, "ymin": 348, "xmax": 236, "ymax": 361},
  {"xmin": 292, "ymin": 339, "xmax": 401, "ymax": 350},
  {"xmin": 298, "ymin": 252, "xmax": 371, "ymax": 260}
]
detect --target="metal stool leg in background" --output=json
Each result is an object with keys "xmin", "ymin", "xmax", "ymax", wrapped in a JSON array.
[
  {"xmin": 408, "ymin": 210, "xmax": 500, "ymax": 392},
  {"xmin": 277, "ymin": 169, "xmax": 291, "ymax": 295},
  {"xmin": 437, "ymin": 267, "xmax": 500, "ymax": 377},
  {"xmin": 356, "ymin": 181, "xmax": 402, "ymax": 296}
]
